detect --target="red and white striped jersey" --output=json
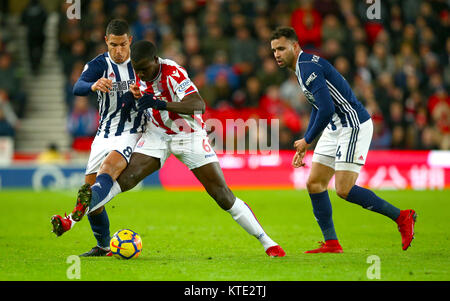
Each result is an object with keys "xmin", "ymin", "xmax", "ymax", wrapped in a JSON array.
[{"xmin": 136, "ymin": 57, "xmax": 204, "ymax": 135}]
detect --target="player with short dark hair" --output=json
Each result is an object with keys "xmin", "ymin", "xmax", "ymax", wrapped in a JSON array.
[
  {"xmin": 51, "ymin": 19, "xmax": 147, "ymax": 257},
  {"xmin": 105, "ymin": 18, "xmax": 130, "ymax": 37},
  {"xmin": 54, "ymin": 40, "xmax": 286, "ymax": 258},
  {"xmin": 270, "ymin": 26, "xmax": 416, "ymax": 253}
]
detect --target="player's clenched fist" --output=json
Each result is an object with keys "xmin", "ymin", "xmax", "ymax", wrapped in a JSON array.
[
  {"xmin": 91, "ymin": 78, "xmax": 113, "ymax": 93},
  {"xmin": 129, "ymin": 84, "xmax": 142, "ymax": 99},
  {"xmin": 292, "ymin": 151, "xmax": 306, "ymax": 168},
  {"xmin": 292, "ymin": 138, "xmax": 309, "ymax": 168}
]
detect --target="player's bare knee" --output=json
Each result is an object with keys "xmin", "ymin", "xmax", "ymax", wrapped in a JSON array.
[
  {"xmin": 335, "ymin": 186, "xmax": 350, "ymax": 200},
  {"xmin": 306, "ymin": 179, "xmax": 327, "ymax": 194}
]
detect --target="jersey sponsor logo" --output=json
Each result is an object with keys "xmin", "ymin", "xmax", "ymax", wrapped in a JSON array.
[
  {"xmin": 109, "ymin": 79, "xmax": 135, "ymax": 97},
  {"xmin": 305, "ymin": 72, "xmax": 317, "ymax": 86},
  {"xmin": 109, "ymin": 72, "xmax": 115, "ymax": 79},
  {"xmin": 111, "ymin": 79, "xmax": 135, "ymax": 92},
  {"xmin": 177, "ymin": 79, "xmax": 193, "ymax": 94},
  {"xmin": 312, "ymin": 55, "xmax": 320, "ymax": 63}
]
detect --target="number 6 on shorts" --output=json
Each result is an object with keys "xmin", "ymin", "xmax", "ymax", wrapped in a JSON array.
[{"xmin": 202, "ymin": 139, "xmax": 211, "ymax": 153}]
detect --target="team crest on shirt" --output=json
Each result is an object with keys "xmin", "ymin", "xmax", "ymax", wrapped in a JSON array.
[{"xmin": 171, "ymin": 70, "xmax": 181, "ymax": 78}]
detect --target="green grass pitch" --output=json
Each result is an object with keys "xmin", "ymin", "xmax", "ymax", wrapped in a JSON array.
[{"xmin": 0, "ymin": 188, "xmax": 449, "ymax": 281}]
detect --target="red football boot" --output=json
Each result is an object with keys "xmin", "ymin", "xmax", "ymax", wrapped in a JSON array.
[
  {"xmin": 51, "ymin": 214, "xmax": 72, "ymax": 237},
  {"xmin": 396, "ymin": 209, "xmax": 417, "ymax": 251},
  {"xmin": 305, "ymin": 240, "xmax": 343, "ymax": 253},
  {"xmin": 266, "ymin": 245, "xmax": 286, "ymax": 257},
  {"xmin": 70, "ymin": 183, "xmax": 92, "ymax": 222}
]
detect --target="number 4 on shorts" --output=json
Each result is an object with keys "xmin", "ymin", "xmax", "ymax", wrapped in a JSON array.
[{"xmin": 336, "ymin": 145, "xmax": 342, "ymax": 160}]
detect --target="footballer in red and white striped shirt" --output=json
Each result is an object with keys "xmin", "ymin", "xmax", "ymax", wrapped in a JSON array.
[{"xmin": 135, "ymin": 57, "xmax": 204, "ymax": 135}]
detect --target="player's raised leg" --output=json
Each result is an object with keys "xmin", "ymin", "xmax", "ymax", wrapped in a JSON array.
[
  {"xmin": 304, "ymin": 161, "xmax": 343, "ymax": 253},
  {"xmin": 335, "ymin": 169, "xmax": 417, "ymax": 251},
  {"xmin": 78, "ymin": 152, "xmax": 161, "ymax": 218},
  {"xmin": 82, "ymin": 152, "xmax": 161, "ymax": 256},
  {"xmin": 191, "ymin": 162, "xmax": 285, "ymax": 257},
  {"xmin": 51, "ymin": 150, "xmax": 124, "ymax": 229},
  {"xmin": 51, "ymin": 151, "xmax": 129, "ymax": 259}
]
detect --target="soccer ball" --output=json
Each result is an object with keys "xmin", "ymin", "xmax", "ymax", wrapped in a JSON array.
[{"xmin": 110, "ymin": 229, "xmax": 142, "ymax": 259}]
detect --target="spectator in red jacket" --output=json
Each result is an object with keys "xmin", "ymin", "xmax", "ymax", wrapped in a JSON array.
[{"xmin": 290, "ymin": 0, "xmax": 322, "ymax": 50}]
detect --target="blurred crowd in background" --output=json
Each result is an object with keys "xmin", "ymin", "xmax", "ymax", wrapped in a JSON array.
[{"xmin": 1, "ymin": 0, "xmax": 449, "ymax": 151}]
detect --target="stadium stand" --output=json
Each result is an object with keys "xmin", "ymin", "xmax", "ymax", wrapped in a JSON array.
[{"xmin": 1, "ymin": 0, "xmax": 448, "ymax": 161}]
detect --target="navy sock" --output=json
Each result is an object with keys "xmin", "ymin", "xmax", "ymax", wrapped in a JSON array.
[
  {"xmin": 309, "ymin": 191, "xmax": 338, "ymax": 241},
  {"xmin": 90, "ymin": 173, "xmax": 114, "ymax": 210},
  {"xmin": 346, "ymin": 185, "xmax": 401, "ymax": 221},
  {"xmin": 87, "ymin": 208, "xmax": 110, "ymax": 248}
]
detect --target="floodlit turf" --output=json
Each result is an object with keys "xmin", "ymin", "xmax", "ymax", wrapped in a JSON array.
[{"xmin": 0, "ymin": 188, "xmax": 449, "ymax": 281}]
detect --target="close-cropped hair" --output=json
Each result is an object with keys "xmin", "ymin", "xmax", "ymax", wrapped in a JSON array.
[
  {"xmin": 130, "ymin": 40, "xmax": 158, "ymax": 62},
  {"xmin": 106, "ymin": 19, "xmax": 130, "ymax": 36},
  {"xmin": 270, "ymin": 26, "xmax": 299, "ymax": 42}
]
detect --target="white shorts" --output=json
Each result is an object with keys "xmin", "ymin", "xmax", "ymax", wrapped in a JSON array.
[
  {"xmin": 134, "ymin": 128, "xmax": 219, "ymax": 170},
  {"xmin": 312, "ymin": 119, "xmax": 373, "ymax": 173},
  {"xmin": 85, "ymin": 132, "xmax": 142, "ymax": 175}
]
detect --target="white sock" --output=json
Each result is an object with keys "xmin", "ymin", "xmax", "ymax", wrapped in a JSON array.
[
  {"xmin": 67, "ymin": 214, "xmax": 77, "ymax": 229},
  {"xmin": 227, "ymin": 198, "xmax": 277, "ymax": 250}
]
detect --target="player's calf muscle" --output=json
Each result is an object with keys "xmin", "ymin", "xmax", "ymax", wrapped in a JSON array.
[
  {"xmin": 209, "ymin": 185, "xmax": 235, "ymax": 210},
  {"xmin": 117, "ymin": 155, "xmax": 160, "ymax": 192},
  {"xmin": 117, "ymin": 170, "xmax": 140, "ymax": 192}
]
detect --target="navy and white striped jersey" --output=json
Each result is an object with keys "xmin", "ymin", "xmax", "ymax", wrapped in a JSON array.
[
  {"xmin": 295, "ymin": 51, "xmax": 370, "ymax": 144},
  {"xmin": 73, "ymin": 52, "xmax": 147, "ymax": 138}
]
